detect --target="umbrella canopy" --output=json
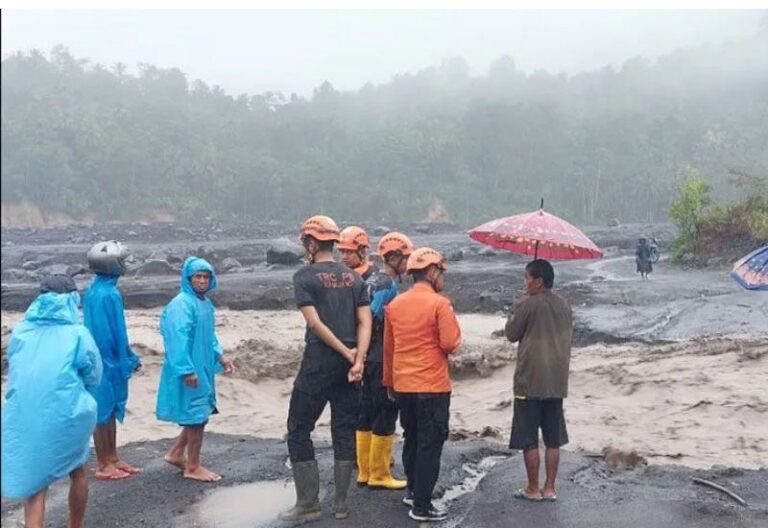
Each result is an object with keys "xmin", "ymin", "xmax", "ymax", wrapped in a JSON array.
[
  {"xmin": 469, "ymin": 206, "xmax": 603, "ymax": 260},
  {"xmin": 730, "ymin": 244, "xmax": 768, "ymax": 291}
]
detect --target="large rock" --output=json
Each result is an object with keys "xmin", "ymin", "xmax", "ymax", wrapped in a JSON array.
[
  {"xmin": 221, "ymin": 257, "xmax": 242, "ymax": 272},
  {"xmin": 230, "ymin": 338, "xmax": 304, "ymax": 381},
  {"xmin": 1, "ymin": 269, "xmax": 32, "ymax": 283},
  {"xmin": 38, "ymin": 263, "xmax": 72, "ymax": 276},
  {"xmin": 450, "ymin": 340, "xmax": 513, "ymax": 378},
  {"xmin": 445, "ymin": 249, "xmax": 464, "ymax": 262},
  {"xmin": 196, "ymin": 245, "xmax": 230, "ymax": 268},
  {"xmin": 135, "ymin": 259, "xmax": 178, "ymax": 277},
  {"xmin": 22, "ymin": 260, "xmax": 44, "ymax": 271},
  {"xmin": 266, "ymin": 238, "xmax": 304, "ymax": 265},
  {"xmin": 66, "ymin": 264, "xmax": 89, "ymax": 277},
  {"xmin": 166, "ymin": 254, "xmax": 184, "ymax": 266}
]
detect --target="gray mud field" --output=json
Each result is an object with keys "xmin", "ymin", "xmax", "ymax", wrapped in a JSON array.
[
  {"xmin": 2, "ymin": 221, "xmax": 765, "ymax": 344},
  {"xmin": 1, "ymin": 434, "xmax": 766, "ymax": 528}
]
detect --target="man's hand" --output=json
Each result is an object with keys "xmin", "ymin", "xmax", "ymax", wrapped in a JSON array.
[
  {"xmin": 347, "ymin": 362, "xmax": 363, "ymax": 383},
  {"xmin": 220, "ymin": 355, "xmax": 235, "ymax": 374},
  {"xmin": 387, "ymin": 387, "xmax": 396, "ymax": 402},
  {"xmin": 345, "ymin": 347, "xmax": 357, "ymax": 365},
  {"xmin": 183, "ymin": 373, "xmax": 199, "ymax": 388}
]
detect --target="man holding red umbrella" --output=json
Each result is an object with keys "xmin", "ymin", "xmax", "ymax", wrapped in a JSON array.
[
  {"xmin": 505, "ymin": 259, "xmax": 573, "ymax": 502},
  {"xmin": 470, "ymin": 200, "xmax": 592, "ymax": 502}
]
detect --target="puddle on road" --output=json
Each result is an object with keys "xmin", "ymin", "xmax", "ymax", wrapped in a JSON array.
[
  {"xmin": 435, "ymin": 455, "xmax": 508, "ymax": 527},
  {"xmin": 437, "ymin": 455, "xmax": 507, "ymax": 505},
  {"xmin": 178, "ymin": 456, "xmax": 505, "ymax": 527},
  {"xmin": 182, "ymin": 479, "xmax": 299, "ymax": 528}
]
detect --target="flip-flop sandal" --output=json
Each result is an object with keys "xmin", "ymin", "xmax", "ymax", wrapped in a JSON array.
[
  {"xmin": 514, "ymin": 488, "xmax": 543, "ymax": 502},
  {"xmin": 542, "ymin": 495, "xmax": 558, "ymax": 502},
  {"xmin": 115, "ymin": 463, "xmax": 142, "ymax": 474},
  {"xmin": 94, "ymin": 469, "xmax": 132, "ymax": 481}
]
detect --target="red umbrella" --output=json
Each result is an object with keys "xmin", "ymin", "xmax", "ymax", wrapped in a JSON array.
[{"xmin": 469, "ymin": 200, "xmax": 603, "ymax": 260}]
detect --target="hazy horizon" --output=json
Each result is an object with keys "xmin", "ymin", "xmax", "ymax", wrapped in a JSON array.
[{"xmin": 2, "ymin": 9, "xmax": 764, "ymax": 97}]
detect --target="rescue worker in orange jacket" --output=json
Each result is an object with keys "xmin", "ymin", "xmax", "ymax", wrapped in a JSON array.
[
  {"xmin": 338, "ymin": 228, "xmax": 411, "ymax": 490},
  {"xmin": 383, "ymin": 247, "xmax": 462, "ymax": 523},
  {"xmin": 378, "ymin": 231, "xmax": 414, "ymax": 284},
  {"xmin": 280, "ymin": 215, "xmax": 372, "ymax": 524}
]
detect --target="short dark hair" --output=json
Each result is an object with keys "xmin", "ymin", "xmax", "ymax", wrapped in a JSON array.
[
  {"xmin": 410, "ymin": 264, "xmax": 443, "ymax": 283},
  {"xmin": 383, "ymin": 250, "xmax": 404, "ymax": 263},
  {"xmin": 525, "ymin": 259, "xmax": 554, "ymax": 289},
  {"xmin": 318, "ymin": 239, "xmax": 335, "ymax": 252},
  {"xmin": 303, "ymin": 236, "xmax": 335, "ymax": 253},
  {"xmin": 40, "ymin": 274, "xmax": 77, "ymax": 294}
]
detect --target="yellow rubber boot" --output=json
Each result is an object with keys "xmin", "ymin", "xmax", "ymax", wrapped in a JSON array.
[
  {"xmin": 356, "ymin": 430, "xmax": 372, "ymax": 486},
  {"xmin": 367, "ymin": 434, "xmax": 407, "ymax": 490}
]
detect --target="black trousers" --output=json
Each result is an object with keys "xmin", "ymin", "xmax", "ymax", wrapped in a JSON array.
[
  {"xmin": 286, "ymin": 381, "xmax": 358, "ymax": 463},
  {"xmin": 357, "ymin": 361, "xmax": 399, "ymax": 435},
  {"xmin": 397, "ymin": 392, "xmax": 450, "ymax": 511}
]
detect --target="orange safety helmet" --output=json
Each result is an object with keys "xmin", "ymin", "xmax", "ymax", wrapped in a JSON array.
[
  {"xmin": 406, "ymin": 247, "xmax": 447, "ymax": 274},
  {"xmin": 300, "ymin": 215, "xmax": 341, "ymax": 242},
  {"xmin": 337, "ymin": 226, "xmax": 370, "ymax": 251},
  {"xmin": 377, "ymin": 232, "xmax": 414, "ymax": 257}
]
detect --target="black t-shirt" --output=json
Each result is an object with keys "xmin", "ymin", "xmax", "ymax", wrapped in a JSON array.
[{"xmin": 293, "ymin": 261, "xmax": 370, "ymax": 347}]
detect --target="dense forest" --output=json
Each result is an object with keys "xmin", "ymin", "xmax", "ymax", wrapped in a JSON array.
[{"xmin": 2, "ymin": 31, "xmax": 767, "ymax": 226}]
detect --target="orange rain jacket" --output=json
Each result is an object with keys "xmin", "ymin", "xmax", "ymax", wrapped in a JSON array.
[{"xmin": 383, "ymin": 283, "xmax": 462, "ymax": 393}]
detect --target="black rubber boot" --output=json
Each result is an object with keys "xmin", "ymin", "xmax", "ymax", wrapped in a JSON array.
[
  {"xmin": 279, "ymin": 460, "xmax": 322, "ymax": 525},
  {"xmin": 333, "ymin": 460, "xmax": 355, "ymax": 519}
]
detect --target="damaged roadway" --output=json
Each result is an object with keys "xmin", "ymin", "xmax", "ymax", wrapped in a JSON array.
[
  {"xmin": 2, "ymin": 221, "xmax": 767, "ymax": 527},
  {"xmin": 1, "ymin": 434, "xmax": 766, "ymax": 528}
]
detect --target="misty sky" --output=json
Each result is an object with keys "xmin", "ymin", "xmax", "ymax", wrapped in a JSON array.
[{"xmin": 1, "ymin": 9, "xmax": 763, "ymax": 97}]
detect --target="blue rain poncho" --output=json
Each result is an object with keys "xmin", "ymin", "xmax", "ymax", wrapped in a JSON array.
[
  {"xmin": 1, "ymin": 292, "xmax": 103, "ymax": 499},
  {"xmin": 156, "ymin": 257, "xmax": 223, "ymax": 426},
  {"xmin": 83, "ymin": 275, "xmax": 140, "ymax": 424}
]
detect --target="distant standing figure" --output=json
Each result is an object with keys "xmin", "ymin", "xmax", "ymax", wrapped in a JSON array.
[
  {"xmin": 1, "ymin": 275, "xmax": 103, "ymax": 528},
  {"xmin": 505, "ymin": 259, "xmax": 573, "ymax": 502},
  {"xmin": 636, "ymin": 237, "xmax": 653, "ymax": 280}
]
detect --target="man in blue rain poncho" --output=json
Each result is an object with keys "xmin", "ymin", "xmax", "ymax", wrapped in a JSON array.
[
  {"xmin": 2, "ymin": 275, "xmax": 103, "ymax": 528},
  {"xmin": 83, "ymin": 240, "xmax": 143, "ymax": 480},
  {"xmin": 156, "ymin": 257, "xmax": 235, "ymax": 482}
]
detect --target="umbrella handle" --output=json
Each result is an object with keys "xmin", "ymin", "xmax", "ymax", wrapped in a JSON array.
[{"xmin": 540, "ymin": 197, "xmax": 544, "ymax": 209}]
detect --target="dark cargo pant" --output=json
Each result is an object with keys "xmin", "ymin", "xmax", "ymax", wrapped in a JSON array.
[
  {"xmin": 357, "ymin": 361, "xmax": 399, "ymax": 436},
  {"xmin": 287, "ymin": 343, "xmax": 358, "ymax": 463},
  {"xmin": 397, "ymin": 392, "xmax": 451, "ymax": 512}
]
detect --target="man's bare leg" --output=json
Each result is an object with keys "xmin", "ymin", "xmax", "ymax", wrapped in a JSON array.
[
  {"xmin": 164, "ymin": 428, "xmax": 189, "ymax": 469},
  {"xmin": 68, "ymin": 466, "xmax": 88, "ymax": 528},
  {"xmin": 108, "ymin": 417, "xmax": 141, "ymax": 474},
  {"xmin": 521, "ymin": 448, "xmax": 543, "ymax": 499},
  {"xmin": 542, "ymin": 447, "xmax": 559, "ymax": 499},
  {"xmin": 183, "ymin": 425, "xmax": 221, "ymax": 482},
  {"xmin": 93, "ymin": 420, "xmax": 129, "ymax": 480},
  {"xmin": 24, "ymin": 487, "xmax": 47, "ymax": 528}
]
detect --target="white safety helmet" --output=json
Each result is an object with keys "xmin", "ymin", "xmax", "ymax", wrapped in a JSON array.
[{"xmin": 87, "ymin": 240, "xmax": 131, "ymax": 276}]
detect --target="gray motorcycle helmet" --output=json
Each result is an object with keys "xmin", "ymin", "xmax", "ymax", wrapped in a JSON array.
[{"xmin": 87, "ymin": 240, "xmax": 131, "ymax": 276}]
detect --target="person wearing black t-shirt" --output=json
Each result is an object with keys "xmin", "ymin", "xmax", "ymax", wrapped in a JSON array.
[{"xmin": 279, "ymin": 215, "xmax": 372, "ymax": 524}]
